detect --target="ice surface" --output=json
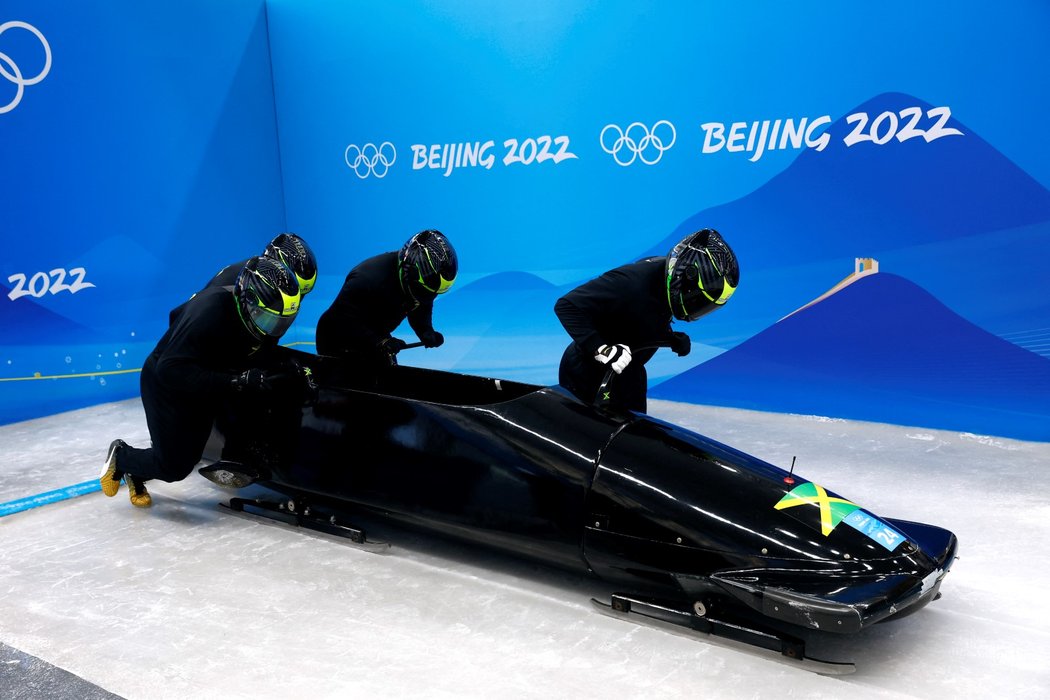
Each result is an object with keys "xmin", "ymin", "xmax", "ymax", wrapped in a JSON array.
[{"xmin": 1, "ymin": 398, "xmax": 1048, "ymax": 699}]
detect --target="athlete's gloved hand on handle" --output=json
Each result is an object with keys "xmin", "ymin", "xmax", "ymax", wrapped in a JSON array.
[
  {"xmin": 418, "ymin": 330, "xmax": 444, "ymax": 348},
  {"xmin": 378, "ymin": 336, "xmax": 409, "ymax": 355},
  {"xmin": 231, "ymin": 368, "xmax": 288, "ymax": 393},
  {"xmin": 669, "ymin": 331, "xmax": 691, "ymax": 357},
  {"xmin": 595, "ymin": 344, "xmax": 632, "ymax": 374}
]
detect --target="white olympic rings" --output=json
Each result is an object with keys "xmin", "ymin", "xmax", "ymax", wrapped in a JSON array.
[
  {"xmin": 344, "ymin": 141, "xmax": 396, "ymax": 179},
  {"xmin": 0, "ymin": 21, "xmax": 51, "ymax": 114},
  {"xmin": 600, "ymin": 120, "xmax": 677, "ymax": 166}
]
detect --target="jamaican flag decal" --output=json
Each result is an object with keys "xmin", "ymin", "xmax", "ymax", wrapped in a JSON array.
[{"xmin": 774, "ymin": 482, "xmax": 859, "ymax": 536}]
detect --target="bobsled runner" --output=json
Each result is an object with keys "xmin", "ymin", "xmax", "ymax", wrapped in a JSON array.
[{"xmin": 203, "ymin": 345, "xmax": 957, "ymax": 674}]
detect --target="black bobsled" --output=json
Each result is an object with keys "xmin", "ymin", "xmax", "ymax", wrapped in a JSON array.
[{"xmin": 204, "ymin": 346, "xmax": 957, "ymax": 672}]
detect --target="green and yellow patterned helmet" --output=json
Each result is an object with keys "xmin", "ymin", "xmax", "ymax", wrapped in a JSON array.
[
  {"xmin": 398, "ymin": 229, "xmax": 458, "ymax": 304},
  {"xmin": 666, "ymin": 228, "xmax": 739, "ymax": 322},
  {"xmin": 234, "ymin": 256, "xmax": 301, "ymax": 339},
  {"xmin": 264, "ymin": 232, "xmax": 318, "ymax": 296}
]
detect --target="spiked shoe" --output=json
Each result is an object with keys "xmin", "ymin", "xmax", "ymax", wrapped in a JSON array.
[
  {"xmin": 125, "ymin": 473, "xmax": 152, "ymax": 508},
  {"xmin": 99, "ymin": 439, "xmax": 127, "ymax": 497}
]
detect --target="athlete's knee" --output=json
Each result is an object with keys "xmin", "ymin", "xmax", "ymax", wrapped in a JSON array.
[{"xmin": 150, "ymin": 445, "xmax": 205, "ymax": 482}]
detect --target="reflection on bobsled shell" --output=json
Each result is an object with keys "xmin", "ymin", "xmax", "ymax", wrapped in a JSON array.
[{"xmin": 203, "ymin": 345, "xmax": 957, "ymax": 667}]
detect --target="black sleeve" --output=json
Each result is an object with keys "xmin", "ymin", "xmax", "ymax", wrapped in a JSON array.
[
  {"xmin": 338, "ymin": 285, "xmax": 389, "ymax": 349},
  {"xmin": 554, "ymin": 297, "xmax": 602, "ymax": 357},
  {"xmin": 153, "ymin": 299, "xmax": 243, "ymax": 398},
  {"xmin": 317, "ymin": 271, "xmax": 389, "ymax": 354},
  {"xmin": 406, "ymin": 297, "xmax": 436, "ymax": 339},
  {"xmin": 554, "ymin": 270, "xmax": 626, "ymax": 357}
]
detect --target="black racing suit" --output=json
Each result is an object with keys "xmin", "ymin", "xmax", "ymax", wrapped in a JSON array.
[
  {"xmin": 120, "ymin": 285, "xmax": 268, "ymax": 482},
  {"xmin": 315, "ymin": 252, "xmax": 437, "ymax": 367},
  {"xmin": 555, "ymin": 257, "xmax": 677, "ymax": 413},
  {"xmin": 166, "ymin": 258, "xmax": 248, "ymax": 327}
]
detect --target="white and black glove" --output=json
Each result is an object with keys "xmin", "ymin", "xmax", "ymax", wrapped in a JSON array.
[{"xmin": 595, "ymin": 344, "xmax": 632, "ymax": 374}]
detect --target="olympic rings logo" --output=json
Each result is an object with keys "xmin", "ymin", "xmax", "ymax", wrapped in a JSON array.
[
  {"xmin": 344, "ymin": 142, "xmax": 396, "ymax": 179},
  {"xmin": 0, "ymin": 21, "xmax": 51, "ymax": 115},
  {"xmin": 599, "ymin": 120, "xmax": 677, "ymax": 166}
]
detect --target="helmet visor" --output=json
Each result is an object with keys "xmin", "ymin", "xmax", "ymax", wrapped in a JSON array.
[
  {"xmin": 672, "ymin": 276, "xmax": 737, "ymax": 321},
  {"xmin": 246, "ymin": 288, "xmax": 300, "ymax": 338},
  {"xmin": 678, "ymin": 298, "xmax": 716, "ymax": 322},
  {"xmin": 247, "ymin": 307, "xmax": 295, "ymax": 338}
]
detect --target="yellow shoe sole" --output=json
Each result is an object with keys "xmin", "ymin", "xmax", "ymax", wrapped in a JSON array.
[
  {"xmin": 129, "ymin": 491, "xmax": 152, "ymax": 508},
  {"xmin": 126, "ymin": 475, "xmax": 152, "ymax": 508},
  {"xmin": 100, "ymin": 470, "xmax": 121, "ymax": 497},
  {"xmin": 100, "ymin": 440, "xmax": 126, "ymax": 497}
]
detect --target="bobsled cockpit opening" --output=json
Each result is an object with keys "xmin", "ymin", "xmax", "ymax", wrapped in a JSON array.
[
  {"xmin": 312, "ymin": 355, "xmax": 542, "ymax": 407},
  {"xmin": 376, "ymin": 365, "xmax": 540, "ymax": 406}
]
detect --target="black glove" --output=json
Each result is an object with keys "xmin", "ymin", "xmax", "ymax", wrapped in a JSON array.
[
  {"xmin": 231, "ymin": 368, "xmax": 281, "ymax": 393},
  {"xmin": 378, "ymin": 337, "xmax": 408, "ymax": 356},
  {"xmin": 419, "ymin": 330, "xmax": 444, "ymax": 348},
  {"xmin": 670, "ymin": 331, "xmax": 691, "ymax": 357},
  {"xmin": 275, "ymin": 358, "xmax": 317, "ymax": 404}
]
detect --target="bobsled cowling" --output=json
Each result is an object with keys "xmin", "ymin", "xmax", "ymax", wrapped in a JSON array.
[
  {"xmin": 208, "ymin": 347, "xmax": 956, "ymax": 636},
  {"xmin": 583, "ymin": 416, "xmax": 957, "ymax": 632}
]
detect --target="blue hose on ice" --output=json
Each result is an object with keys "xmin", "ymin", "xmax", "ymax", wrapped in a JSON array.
[{"xmin": 0, "ymin": 480, "xmax": 101, "ymax": 518}]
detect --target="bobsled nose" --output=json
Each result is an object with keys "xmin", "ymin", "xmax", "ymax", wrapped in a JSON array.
[{"xmin": 885, "ymin": 518, "xmax": 958, "ymax": 570}]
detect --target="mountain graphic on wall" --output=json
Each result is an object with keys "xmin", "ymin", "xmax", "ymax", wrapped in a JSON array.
[
  {"xmin": 0, "ymin": 284, "xmax": 100, "ymax": 345},
  {"xmin": 640, "ymin": 91, "xmax": 1050, "ymax": 350},
  {"xmin": 650, "ymin": 261, "xmax": 1050, "ymax": 442},
  {"xmin": 442, "ymin": 271, "xmax": 563, "ymax": 335},
  {"xmin": 644, "ymin": 91, "xmax": 1050, "ymax": 269},
  {"xmin": 427, "ymin": 271, "xmax": 567, "ymax": 382}
]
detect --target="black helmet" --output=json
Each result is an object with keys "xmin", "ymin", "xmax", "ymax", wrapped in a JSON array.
[
  {"xmin": 264, "ymin": 233, "xmax": 318, "ymax": 296},
  {"xmin": 666, "ymin": 228, "xmax": 739, "ymax": 322},
  {"xmin": 234, "ymin": 256, "xmax": 302, "ymax": 339},
  {"xmin": 397, "ymin": 229, "xmax": 458, "ymax": 304}
]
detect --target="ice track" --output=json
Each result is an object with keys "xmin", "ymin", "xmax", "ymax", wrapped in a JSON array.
[{"xmin": 1, "ymin": 398, "xmax": 1048, "ymax": 699}]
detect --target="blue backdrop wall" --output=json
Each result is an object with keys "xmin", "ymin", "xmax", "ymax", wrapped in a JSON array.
[
  {"xmin": 3, "ymin": 1, "xmax": 1049, "ymax": 441},
  {"xmin": 1, "ymin": 0, "xmax": 286, "ymax": 423}
]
